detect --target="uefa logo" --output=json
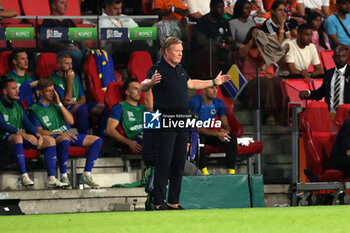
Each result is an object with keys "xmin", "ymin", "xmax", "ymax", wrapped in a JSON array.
[{"xmin": 143, "ymin": 110, "xmax": 161, "ymax": 129}]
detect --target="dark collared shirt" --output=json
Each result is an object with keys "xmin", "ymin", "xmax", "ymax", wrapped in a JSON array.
[{"xmin": 146, "ymin": 57, "xmax": 190, "ymax": 114}]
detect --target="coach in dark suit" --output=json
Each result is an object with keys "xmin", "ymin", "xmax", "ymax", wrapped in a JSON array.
[{"xmin": 299, "ymin": 46, "xmax": 350, "ymax": 112}]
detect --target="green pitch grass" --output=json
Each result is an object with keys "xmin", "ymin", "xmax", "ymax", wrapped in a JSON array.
[{"xmin": 1, "ymin": 205, "xmax": 350, "ymax": 233}]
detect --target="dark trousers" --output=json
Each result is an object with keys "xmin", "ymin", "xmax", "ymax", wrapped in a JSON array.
[
  {"xmin": 152, "ymin": 130, "xmax": 188, "ymax": 205},
  {"xmin": 199, "ymin": 133, "xmax": 237, "ymax": 169}
]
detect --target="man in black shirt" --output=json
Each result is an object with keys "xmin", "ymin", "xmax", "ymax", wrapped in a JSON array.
[
  {"xmin": 195, "ymin": 0, "xmax": 232, "ymax": 45},
  {"xmin": 141, "ymin": 36, "xmax": 230, "ymax": 210},
  {"xmin": 191, "ymin": 0, "xmax": 233, "ymax": 79}
]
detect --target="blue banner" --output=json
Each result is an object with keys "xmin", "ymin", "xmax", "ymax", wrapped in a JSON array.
[
  {"xmin": 100, "ymin": 28, "xmax": 129, "ymax": 41},
  {"xmin": 40, "ymin": 27, "xmax": 69, "ymax": 40},
  {"xmin": 0, "ymin": 28, "xmax": 5, "ymax": 40}
]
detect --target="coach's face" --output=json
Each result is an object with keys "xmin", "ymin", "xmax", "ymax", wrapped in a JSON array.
[{"xmin": 164, "ymin": 43, "xmax": 183, "ymax": 67}]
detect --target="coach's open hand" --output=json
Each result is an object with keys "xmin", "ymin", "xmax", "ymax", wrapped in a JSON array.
[
  {"xmin": 214, "ymin": 71, "xmax": 231, "ymax": 85},
  {"xmin": 151, "ymin": 70, "xmax": 162, "ymax": 86}
]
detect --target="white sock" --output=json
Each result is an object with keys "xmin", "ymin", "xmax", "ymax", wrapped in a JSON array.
[
  {"xmin": 61, "ymin": 173, "xmax": 68, "ymax": 178},
  {"xmin": 47, "ymin": 176, "xmax": 56, "ymax": 182},
  {"xmin": 21, "ymin": 173, "xmax": 28, "ymax": 178},
  {"xmin": 83, "ymin": 172, "xmax": 91, "ymax": 177}
]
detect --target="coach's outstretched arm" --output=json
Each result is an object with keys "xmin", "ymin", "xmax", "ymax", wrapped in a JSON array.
[
  {"xmin": 141, "ymin": 70, "xmax": 162, "ymax": 92},
  {"xmin": 188, "ymin": 71, "xmax": 230, "ymax": 89}
]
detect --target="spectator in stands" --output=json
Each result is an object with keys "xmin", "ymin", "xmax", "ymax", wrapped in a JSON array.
[
  {"xmin": 329, "ymin": 114, "xmax": 350, "ymax": 177},
  {"xmin": 288, "ymin": 18, "xmax": 299, "ymax": 39},
  {"xmin": 196, "ymin": 0, "xmax": 233, "ymax": 46},
  {"xmin": 50, "ymin": 54, "xmax": 107, "ymax": 137},
  {"xmin": 299, "ymin": 46, "xmax": 350, "ymax": 112},
  {"xmin": 99, "ymin": 0, "xmax": 138, "ymax": 28},
  {"xmin": 0, "ymin": 79, "xmax": 66, "ymax": 188},
  {"xmin": 229, "ymin": 0, "xmax": 255, "ymax": 49},
  {"xmin": 189, "ymin": 86, "xmax": 237, "ymax": 175},
  {"xmin": 307, "ymin": 12, "xmax": 331, "ymax": 52},
  {"xmin": 106, "ymin": 78, "xmax": 146, "ymax": 154},
  {"xmin": 41, "ymin": 0, "xmax": 88, "ymax": 75},
  {"xmin": 262, "ymin": 1, "xmax": 292, "ymax": 44},
  {"xmin": 5, "ymin": 50, "xmax": 38, "ymax": 107},
  {"xmin": 152, "ymin": 0, "xmax": 189, "ymax": 43},
  {"xmin": 192, "ymin": 0, "xmax": 233, "ymax": 77},
  {"xmin": 0, "ymin": 0, "xmax": 18, "ymax": 18},
  {"xmin": 297, "ymin": 0, "xmax": 330, "ymax": 18},
  {"xmin": 324, "ymin": 0, "xmax": 350, "ymax": 49},
  {"xmin": 29, "ymin": 79, "xmax": 101, "ymax": 189},
  {"xmin": 187, "ymin": 0, "xmax": 211, "ymax": 21},
  {"xmin": 277, "ymin": 24, "xmax": 323, "ymax": 79},
  {"xmin": 238, "ymin": 27, "xmax": 285, "ymax": 125},
  {"xmin": 263, "ymin": 0, "xmax": 305, "ymax": 24}
]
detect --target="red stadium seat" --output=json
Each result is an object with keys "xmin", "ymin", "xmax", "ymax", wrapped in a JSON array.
[
  {"xmin": 281, "ymin": 79, "xmax": 314, "ymax": 108},
  {"xmin": 68, "ymin": 146, "xmax": 87, "ymax": 157},
  {"xmin": 142, "ymin": 0, "xmax": 153, "ymax": 14},
  {"xmin": 104, "ymin": 81, "xmax": 124, "ymax": 113},
  {"xmin": 19, "ymin": 0, "xmax": 51, "ymax": 24},
  {"xmin": 23, "ymin": 148, "xmax": 41, "ymax": 159},
  {"xmin": 35, "ymin": 52, "xmax": 57, "ymax": 79},
  {"xmin": 0, "ymin": 50, "xmax": 12, "ymax": 76},
  {"xmin": 196, "ymin": 88, "xmax": 263, "ymax": 159},
  {"xmin": 335, "ymin": 104, "xmax": 350, "ymax": 127},
  {"xmin": 1, "ymin": 0, "xmax": 21, "ymax": 24},
  {"xmin": 311, "ymin": 78, "xmax": 323, "ymax": 90},
  {"xmin": 127, "ymin": 51, "xmax": 153, "ymax": 83},
  {"xmin": 320, "ymin": 50, "xmax": 335, "ymax": 71},
  {"xmin": 301, "ymin": 102, "xmax": 345, "ymax": 182},
  {"xmin": 83, "ymin": 51, "xmax": 120, "ymax": 104},
  {"xmin": 65, "ymin": 0, "xmax": 81, "ymax": 24}
]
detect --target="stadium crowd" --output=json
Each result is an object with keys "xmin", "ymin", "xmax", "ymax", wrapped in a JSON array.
[{"xmin": 1, "ymin": 0, "xmax": 350, "ymax": 209}]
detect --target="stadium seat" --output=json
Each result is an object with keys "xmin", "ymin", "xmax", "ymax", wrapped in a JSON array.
[
  {"xmin": 35, "ymin": 52, "xmax": 57, "ymax": 79},
  {"xmin": 83, "ymin": 51, "xmax": 118, "ymax": 104},
  {"xmin": 281, "ymin": 79, "xmax": 314, "ymax": 108},
  {"xmin": 65, "ymin": 0, "xmax": 81, "ymax": 24},
  {"xmin": 142, "ymin": 0, "xmax": 153, "ymax": 14},
  {"xmin": 301, "ymin": 101, "xmax": 345, "ymax": 182},
  {"xmin": 19, "ymin": 0, "xmax": 51, "ymax": 24},
  {"xmin": 1, "ymin": 0, "xmax": 21, "ymax": 24},
  {"xmin": 24, "ymin": 148, "xmax": 41, "ymax": 159},
  {"xmin": 311, "ymin": 78, "xmax": 323, "ymax": 90},
  {"xmin": 0, "ymin": 50, "xmax": 12, "ymax": 76},
  {"xmin": 335, "ymin": 104, "xmax": 350, "ymax": 127},
  {"xmin": 127, "ymin": 51, "xmax": 153, "ymax": 83},
  {"xmin": 104, "ymin": 81, "xmax": 124, "ymax": 113},
  {"xmin": 196, "ymin": 88, "xmax": 263, "ymax": 162},
  {"xmin": 320, "ymin": 50, "xmax": 335, "ymax": 71}
]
